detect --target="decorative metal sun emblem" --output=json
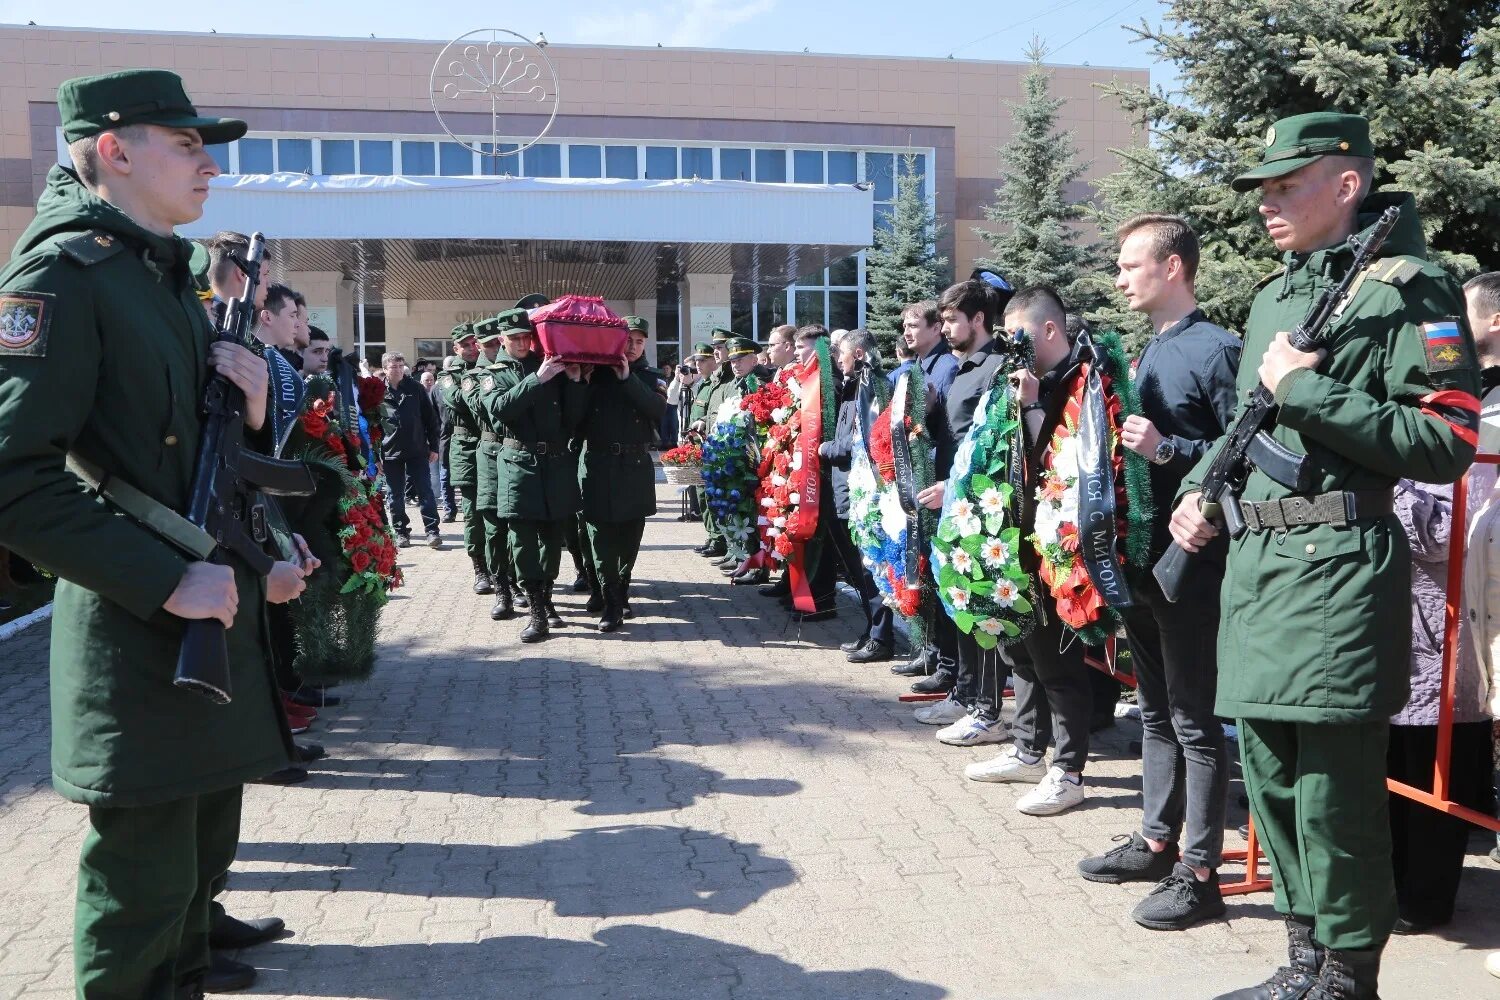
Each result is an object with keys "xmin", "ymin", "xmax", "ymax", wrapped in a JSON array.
[{"xmin": 430, "ymin": 28, "xmax": 561, "ymax": 159}]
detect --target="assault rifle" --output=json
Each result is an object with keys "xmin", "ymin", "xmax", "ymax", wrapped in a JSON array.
[
  {"xmin": 175, "ymin": 232, "xmax": 316, "ymax": 704},
  {"xmin": 1153, "ymin": 205, "xmax": 1401, "ymax": 603}
]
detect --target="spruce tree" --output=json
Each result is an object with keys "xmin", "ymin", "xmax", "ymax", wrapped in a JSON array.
[
  {"xmin": 1085, "ymin": 0, "xmax": 1500, "ymax": 349},
  {"xmin": 865, "ymin": 152, "xmax": 949, "ymax": 365},
  {"xmin": 974, "ymin": 38, "xmax": 1100, "ymax": 312}
]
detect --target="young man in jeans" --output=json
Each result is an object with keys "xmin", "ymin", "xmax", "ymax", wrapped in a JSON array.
[
  {"xmin": 379, "ymin": 351, "xmax": 443, "ymax": 548},
  {"xmin": 1075, "ymin": 214, "xmax": 1241, "ymax": 929}
]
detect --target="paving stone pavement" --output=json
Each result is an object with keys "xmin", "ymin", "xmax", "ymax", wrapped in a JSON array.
[{"xmin": 1, "ymin": 485, "xmax": 1497, "ymax": 999}]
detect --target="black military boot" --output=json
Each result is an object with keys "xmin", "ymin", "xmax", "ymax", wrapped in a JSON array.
[
  {"xmin": 597, "ymin": 583, "xmax": 625, "ymax": 633},
  {"xmin": 1306, "ymin": 947, "xmax": 1382, "ymax": 1000},
  {"xmin": 490, "ymin": 584, "xmax": 514, "ymax": 620},
  {"xmin": 512, "ymin": 581, "xmax": 530, "ymax": 610},
  {"xmin": 1212, "ymin": 917, "xmax": 1323, "ymax": 1000},
  {"xmin": 519, "ymin": 585, "xmax": 549, "ymax": 643},
  {"xmin": 544, "ymin": 583, "xmax": 564, "ymax": 628},
  {"xmin": 472, "ymin": 557, "xmax": 494, "ymax": 595},
  {"xmin": 586, "ymin": 577, "xmax": 606, "ymax": 613}
]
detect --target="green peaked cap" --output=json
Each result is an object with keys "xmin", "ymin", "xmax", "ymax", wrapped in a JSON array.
[
  {"xmin": 58, "ymin": 69, "xmax": 247, "ymax": 144},
  {"xmin": 1231, "ymin": 111, "xmax": 1374, "ymax": 193}
]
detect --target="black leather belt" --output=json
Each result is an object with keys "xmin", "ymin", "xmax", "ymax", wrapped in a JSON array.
[
  {"xmin": 587, "ymin": 441, "xmax": 651, "ymax": 455},
  {"xmin": 503, "ymin": 437, "xmax": 566, "ymax": 455},
  {"xmin": 1239, "ymin": 489, "xmax": 1394, "ymax": 532},
  {"xmin": 479, "ymin": 430, "xmax": 499, "ymax": 443}
]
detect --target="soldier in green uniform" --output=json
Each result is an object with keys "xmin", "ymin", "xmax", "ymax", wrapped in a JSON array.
[
  {"xmin": 1169, "ymin": 114, "xmax": 1481, "ymax": 1000},
  {"xmin": 437, "ymin": 324, "xmax": 489, "ymax": 594},
  {"xmin": 716, "ymin": 336, "xmax": 775, "ymax": 573},
  {"xmin": 693, "ymin": 328, "xmax": 737, "ymax": 559},
  {"xmin": 683, "ymin": 341, "xmax": 716, "ymax": 522},
  {"xmin": 0, "ymin": 70, "xmax": 317, "ymax": 999},
  {"xmin": 480, "ymin": 308, "xmax": 589, "ymax": 642},
  {"xmin": 578, "ymin": 316, "xmax": 667, "ymax": 631},
  {"xmin": 465, "ymin": 316, "xmax": 524, "ymax": 618}
]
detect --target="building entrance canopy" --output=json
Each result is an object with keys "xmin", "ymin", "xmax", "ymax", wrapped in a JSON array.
[{"xmin": 180, "ymin": 173, "xmax": 874, "ymax": 301}]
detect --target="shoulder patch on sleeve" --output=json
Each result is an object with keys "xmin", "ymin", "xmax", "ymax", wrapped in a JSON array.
[
  {"xmin": 57, "ymin": 231, "xmax": 127, "ymax": 268},
  {"xmin": 1419, "ymin": 318, "xmax": 1470, "ymax": 374},
  {"xmin": 0, "ymin": 291, "xmax": 54, "ymax": 356},
  {"xmin": 482, "ymin": 375, "xmax": 496, "ymax": 392},
  {"xmin": 1364, "ymin": 256, "xmax": 1424, "ymax": 287}
]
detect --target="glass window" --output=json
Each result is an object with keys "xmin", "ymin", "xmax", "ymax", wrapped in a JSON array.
[
  {"xmin": 522, "ymin": 143, "xmax": 561, "ymax": 178},
  {"xmin": 645, "ymin": 146, "xmax": 677, "ymax": 180},
  {"xmin": 757, "ymin": 289, "xmax": 788, "ymax": 338},
  {"xmin": 730, "ymin": 283, "xmax": 755, "ymax": 338},
  {"xmin": 605, "ymin": 145, "xmax": 638, "ymax": 179},
  {"xmin": 400, "ymin": 141, "xmax": 435, "ymax": 175},
  {"xmin": 207, "ymin": 143, "xmax": 230, "ymax": 174},
  {"xmin": 828, "ymin": 255, "xmax": 859, "ymax": 287},
  {"xmin": 795, "ymin": 266, "xmax": 826, "ymax": 287},
  {"xmin": 793, "ymin": 150, "xmax": 824, "ymax": 184},
  {"xmin": 277, "ymin": 138, "xmax": 312, "ymax": 174},
  {"xmin": 720, "ymin": 148, "xmax": 751, "ymax": 181},
  {"xmin": 439, "ymin": 142, "xmax": 473, "ymax": 176},
  {"xmin": 238, "ymin": 138, "xmax": 273, "ymax": 174},
  {"xmin": 794, "ymin": 289, "xmax": 825, "ymax": 326},
  {"xmin": 681, "ymin": 147, "xmax": 712, "ymax": 180},
  {"xmin": 827, "ymin": 150, "xmax": 857, "ymax": 185},
  {"xmin": 480, "ymin": 143, "xmax": 519, "ymax": 175},
  {"xmin": 866, "ymin": 151, "xmax": 895, "ymax": 201},
  {"xmin": 755, "ymin": 148, "xmax": 786, "ymax": 183},
  {"xmin": 829, "ymin": 290, "xmax": 859, "ymax": 332},
  {"xmin": 321, "ymin": 139, "xmax": 355, "ymax": 174},
  {"xmin": 359, "ymin": 140, "xmax": 393, "ymax": 175},
  {"xmin": 569, "ymin": 144, "xmax": 602, "ymax": 178}
]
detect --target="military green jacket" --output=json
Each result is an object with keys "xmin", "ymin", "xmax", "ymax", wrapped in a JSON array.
[
  {"xmin": 481, "ymin": 354, "xmax": 589, "ymax": 521},
  {"xmin": 688, "ymin": 377, "xmax": 715, "ymax": 428},
  {"xmin": 579, "ymin": 359, "xmax": 667, "ymax": 522},
  {"xmin": 437, "ymin": 359, "xmax": 478, "ymax": 488},
  {"xmin": 0, "ymin": 166, "xmax": 288, "ymax": 805},
  {"xmin": 703, "ymin": 364, "xmax": 738, "ymax": 428},
  {"xmin": 463, "ymin": 356, "xmax": 506, "ymax": 504},
  {"xmin": 1183, "ymin": 192, "xmax": 1479, "ymax": 723}
]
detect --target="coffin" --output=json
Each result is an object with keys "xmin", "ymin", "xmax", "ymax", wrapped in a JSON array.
[{"xmin": 531, "ymin": 295, "xmax": 629, "ymax": 365}]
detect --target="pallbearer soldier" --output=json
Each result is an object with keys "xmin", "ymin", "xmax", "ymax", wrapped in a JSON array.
[
  {"xmin": 579, "ymin": 316, "xmax": 667, "ymax": 631},
  {"xmin": 1170, "ymin": 113, "xmax": 1480, "ymax": 1000},
  {"xmin": 0, "ymin": 70, "xmax": 313, "ymax": 999},
  {"xmin": 481, "ymin": 307, "xmax": 589, "ymax": 642},
  {"xmin": 437, "ymin": 325, "xmax": 486, "ymax": 590},
  {"xmin": 465, "ymin": 316, "xmax": 523, "ymax": 618}
]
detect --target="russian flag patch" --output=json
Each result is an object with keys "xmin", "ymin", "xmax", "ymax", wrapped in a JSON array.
[{"xmin": 1422, "ymin": 319, "xmax": 1467, "ymax": 372}]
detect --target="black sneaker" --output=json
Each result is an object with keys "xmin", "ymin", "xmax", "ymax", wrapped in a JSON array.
[
  {"xmin": 1131, "ymin": 863, "xmax": 1226, "ymax": 931},
  {"xmin": 1078, "ymin": 832, "xmax": 1179, "ymax": 884}
]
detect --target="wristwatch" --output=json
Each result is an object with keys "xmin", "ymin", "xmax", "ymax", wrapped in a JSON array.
[{"xmin": 1152, "ymin": 438, "xmax": 1176, "ymax": 465}]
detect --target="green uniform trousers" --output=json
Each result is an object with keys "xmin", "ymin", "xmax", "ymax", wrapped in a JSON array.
[
  {"xmin": 476, "ymin": 443, "xmax": 512, "ymax": 582},
  {"xmin": 585, "ymin": 519, "xmax": 646, "ymax": 590},
  {"xmin": 509, "ymin": 518, "xmax": 565, "ymax": 585},
  {"xmin": 565, "ymin": 513, "xmax": 592, "ymax": 580},
  {"xmin": 1240, "ymin": 718, "xmax": 1396, "ymax": 950},
  {"xmin": 459, "ymin": 483, "xmax": 482, "ymax": 561},
  {"xmin": 702, "ymin": 505, "xmax": 723, "ymax": 544},
  {"xmin": 75, "ymin": 784, "xmax": 243, "ymax": 999}
]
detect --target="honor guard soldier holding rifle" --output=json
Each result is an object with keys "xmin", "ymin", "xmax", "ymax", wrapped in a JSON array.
[
  {"xmin": 1168, "ymin": 113, "xmax": 1481, "ymax": 1000},
  {"xmin": 0, "ymin": 70, "xmax": 317, "ymax": 998}
]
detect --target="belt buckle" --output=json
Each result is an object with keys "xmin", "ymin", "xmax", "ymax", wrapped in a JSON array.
[
  {"xmin": 535, "ymin": 441, "xmax": 548, "ymax": 455},
  {"xmin": 1240, "ymin": 500, "xmax": 1261, "ymax": 533}
]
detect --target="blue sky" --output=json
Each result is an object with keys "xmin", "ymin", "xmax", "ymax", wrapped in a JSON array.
[{"xmin": 0, "ymin": 0, "xmax": 1169, "ymax": 77}]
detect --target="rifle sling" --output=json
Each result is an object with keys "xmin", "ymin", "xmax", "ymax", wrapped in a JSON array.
[{"xmin": 67, "ymin": 454, "xmax": 217, "ymax": 561}]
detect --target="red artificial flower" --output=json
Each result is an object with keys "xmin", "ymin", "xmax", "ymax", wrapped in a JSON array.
[
  {"xmin": 350, "ymin": 550, "xmax": 372, "ymax": 574},
  {"xmin": 1058, "ymin": 522, "xmax": 1080, "ymax": 553},
  {"xmin": 357, "ymin": 376, "xmax": 386, "ymax": 412}
]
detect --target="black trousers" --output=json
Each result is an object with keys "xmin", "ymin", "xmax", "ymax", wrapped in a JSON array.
[
  {"xmin": 828, "ymin": 514, "xmax": 893, "ymax": 644},
  {"xmin": 1006, "ymin": 600, "xmax": 1093, "ymax": 772},
  {"xmin": 1387, "ymin": 720, "xmax": 1495, "ymax": 925}
]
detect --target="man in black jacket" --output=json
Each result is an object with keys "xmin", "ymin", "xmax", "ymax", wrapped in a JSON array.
[
  {"xmin": 1076, "ymin": 215, "xmax": 1240, "ymax": 930},
  {"xmin": 379, "ymin": 351, "xmax": 443, "ymax": 548}
]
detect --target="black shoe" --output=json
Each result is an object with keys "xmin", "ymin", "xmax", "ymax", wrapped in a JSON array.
[
  {"xmin": 519, "ymin": 587, "xmax": 549, "ymax": 643},
  {"xmin": 209, "ymin": 914, "xmax": 286, "ymax": 950},
  {"xmin": 586, "ymin": 589, "xmax": 606, "ymax": 613},
  {"xmin": 692, "ymin": 542, "xmax": 713, "ymax": 554},
  {"xmin": 491, "ymin": 586, "xmax": 514, "ymax": 620},
  {"xmin": 731, "ymin": 568, "xmax": 768, "ymax": 586},
  {"xmin": 396, "ymin": 533, "xmax": 411, "ymax": 548},
  {"xmin": 252, "ymin": 766, "xmax": 308, "ymax": 785},
  {"xmin": 1391, "ymin": 915, "xmax": 1447, "ymax": 935},
  {"xmin": 792, "ymin": 608, "xmax": 837, "ymax": 623},
  {"xmin": 891, "ymin": 653, "xmax": 933, "ymax": 677},
  {"xmin": 512, "ymin": 585, "xmax": 530, "ymax": 611},
  {"xmin": 204, "ymin": 953, "xmax": 257, "ymax": 993},
  {"xmin": 294, "ymin": 742, "xmax": 327, "ymax": 764},
  {"xmin": 701, "ymin": 543, "xmax": 727, "ymax": 559},
  {"xmin": 597, "ymin": 586, "xmax": 625, "ymax": 633},
  {"xmin": 839, "ymin": 638, "xmax": 864, "ymax": 654},
  {"xmin": 544, "ymin": 585, "xmax": 564, "ymax": 627},
  {"xmin": 758, "ymin": 579, "xmax": 790, "ymax": 598},
  {"xmin": 911, "ymin": 669, "xmax": 955, "ymax": 695},
  {"xmin": 848, "ymin": 640, "xmax": 894, "ymax": 664},
  {"xmin": 1306, "ymin": 947, "xmax": 1382, "ymax": 1000},
  {"xmin": 713, "ymin": 553, "xmax": 739, "ymax": 569},
  {"xmin": 1078, "ymin": 832, "xmax": 1179, "ymax": 884},
  {"xmin": 473, "ymin": 568, "xmax": 495, "ymax": 595},
  {"xmin": 289, "ymin": 686, "xmax": 341, "ymax": 708},
  {"xmin": 572, "ymin": 573, "xmax": 590, "ymax": 594},
  {"xmin": 1131, "ymin": 863, "xmax": 1226, "ymax": 931},
  {"xmin": 1211, "ymin": 918, "xmax": 1322, "ymax": 1000}
]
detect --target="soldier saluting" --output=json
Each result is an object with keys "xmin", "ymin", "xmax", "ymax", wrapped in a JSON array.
[
  {"xmin": 0, "ymin": 71, "xmax": 314, "ymax": 998},
  {"xmin": 1171, "ymin": 113, "xmax": 1480, "ymax": 1000}
]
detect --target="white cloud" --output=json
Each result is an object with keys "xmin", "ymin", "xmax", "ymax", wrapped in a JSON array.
[{"xmin": 572, "ymin": 0, "xmax": 777, "ymax": 48}]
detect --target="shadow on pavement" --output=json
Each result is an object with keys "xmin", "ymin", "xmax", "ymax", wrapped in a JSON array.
[
  {"xmin": 241, "ymin": 924, "xmax": 949, "ymax": 999},
  {"xmin": 233, "ymin": 825, "xmax": 796, "ymax": 918}
]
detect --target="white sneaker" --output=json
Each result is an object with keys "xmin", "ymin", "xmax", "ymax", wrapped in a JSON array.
[
  {"xmin": 914, "ymin": 696, "xmax": 968, "ymax": 726},
  {"xmin": 937, "ymin": 716, "xmax": 1012, "ymax": 747},
  {"xmin": 1486, "ymin": 951, "xmax": 1500, "ymax": 979},
  {"xmin": 964, "ymin": 743, "xmax": 1047, "ymax": 783},
  {"xmin": 1016, "ymin": 766, "xmax": 1086, "ymax": 816}
]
